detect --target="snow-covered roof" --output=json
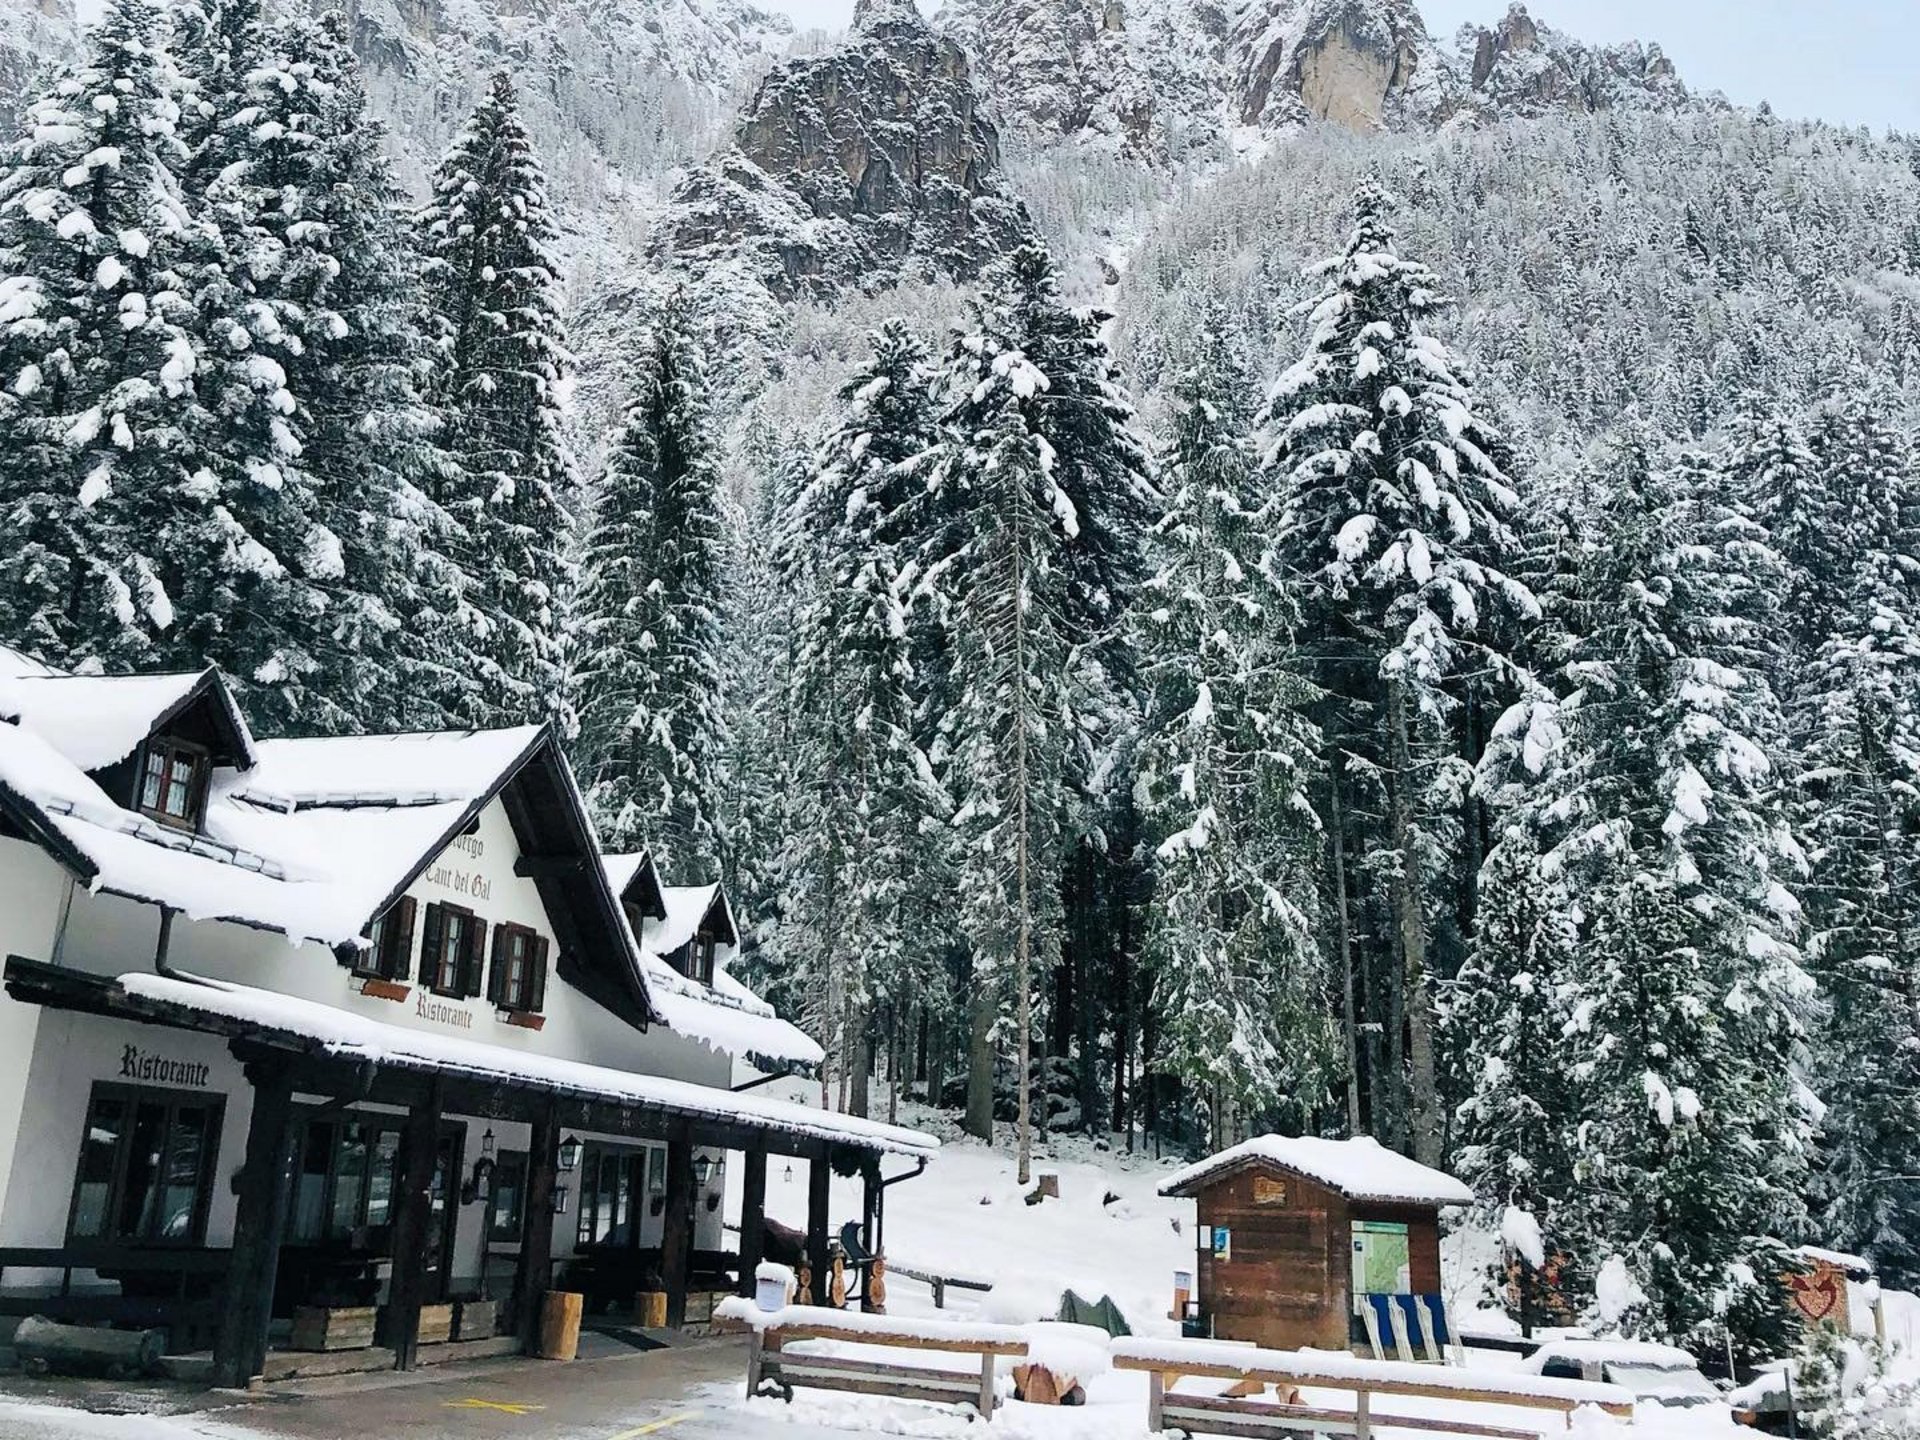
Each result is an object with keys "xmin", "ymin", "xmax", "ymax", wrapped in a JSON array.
[
  {"xmin": 600, "ymin": 855, "xmax": 819, "ymax": 1068},
  {"xmin": 652, "ymin": 882, "xmax": 735, "ymax": 951},
  {"xmin": 1794, "ymin": 1245, "xmax": 1873, "ymax": 1275},
  {"xmin": 0, "ymin": 653, "xmax": 258, "ymax": 776},
  {"xmin": 1158, "ymin": 1135, "xmax": 1475, "ymax": 1207},
  {"xmin": 228, "ymin": 728, "xmax": 543, "ymax": 810},
  {"xmin": 99, "ymin": 969, "xmax": 929, "ymax": 1157},
  {"xmin": 1522, "ymin": 1338, "xmax": 1700, "ymax": 1372}
]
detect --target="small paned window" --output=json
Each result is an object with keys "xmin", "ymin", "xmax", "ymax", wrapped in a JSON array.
[
  {"xmin": 487, "ymin": 1150, "xmax": 528, "ymax": 1243},
  {"xmin": 487, "ymin": 923, "xmax": 549, "ymax": 1013},
  {"xmin": 419, "ymin": 902, "xmax": 485, "ymax": 999},
  {"xmin": 137, "ymin": 740, "xmax": 207, "ymax": 829},
  {"xmin": 358, "ymin": 897, "xmax": 417, "ymax": 981}
]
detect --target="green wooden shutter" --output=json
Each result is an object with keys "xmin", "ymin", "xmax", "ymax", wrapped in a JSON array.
[
  {"xmin": 419, "ymin": 903, "xmax": 444, "ymax": 986},
  {"xmin": 388, "ymin": 896, "xmax": 418, "ymax": 980},
  {"xmin": 460, "ymin": 915, "xmax": 488, "ymax": 998},
  {"xmin": 486, "ymin": 927, "xmax": 509, "ymax": 1007},
  {"xmin": 528, "ymin": 937, "xmax": 549, "ymax": 1014}
]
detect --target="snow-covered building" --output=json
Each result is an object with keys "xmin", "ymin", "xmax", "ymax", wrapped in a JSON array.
[{"xmin": 0, "ymin": 649, "xmax": 930, "ymax": 1383}]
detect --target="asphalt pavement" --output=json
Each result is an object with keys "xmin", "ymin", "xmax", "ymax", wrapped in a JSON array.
[{"xmin": 0, "ymin": 1336, "xmax": 859, "ymax": 1440}]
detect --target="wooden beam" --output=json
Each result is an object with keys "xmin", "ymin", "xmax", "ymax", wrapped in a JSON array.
[
  {"xmin": 661, "ymin": 1121, "xmax": 693, "ymax": 1328},
  {"xmin": 738, "ymin": 1147, "xmax": 767, "ymax": 1298},
  {"xmin": 513, "ymin": 855, "xmax": 586, "ymax": 878},
  {"xmin": 807, "ymin": 1155, "xmax": 831, "ymax": 1309},
  {"xmin": 514, "ymin": 1099, "xmax": 558, "ymax": 1351},
  {"xmin": 211, "ymin": 1062, "xmax": 297, "ymax": 1388},
  {"xmin": 385, "ymin": 1079, "xmax": 444, "ymax": 1371}
]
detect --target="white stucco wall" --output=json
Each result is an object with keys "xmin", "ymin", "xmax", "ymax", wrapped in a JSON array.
[{"xmin": 1, "ymin": 797, "xmax": 744, "ymax": 1290}]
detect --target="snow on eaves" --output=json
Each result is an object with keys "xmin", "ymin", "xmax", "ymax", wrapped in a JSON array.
[
  {"xmin": 1158, "ymin": 1134, "xmax": 1475, "ymax": 1206},
  {"xmin": 115, "ymin": 970, "xmax": 929, "ymax": 1156},
  {"xmin": 226, "ymin": 726, "xmax": 545, "ymax": 810},
  {"xmin": 0, "ymin": 667, "xmax": 228, "ymax": 771}
]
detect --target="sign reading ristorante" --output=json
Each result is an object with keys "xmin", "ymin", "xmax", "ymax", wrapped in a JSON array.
[{"xmin": 120, "ymin": 1044, "xmax": 212, "ymax": 1088}]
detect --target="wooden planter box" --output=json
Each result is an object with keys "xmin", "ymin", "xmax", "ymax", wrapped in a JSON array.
[
  {"xmin": 290, "ymin": 1305, "xmax": 377, "ymax": 1353},
  {"xmin": 417, "ymin": 1302, "xmax": 454, "ymax": 1345},
  {"xmin": 454, "ymin": 1298, "xmax": 499, "ymax": 1341}
]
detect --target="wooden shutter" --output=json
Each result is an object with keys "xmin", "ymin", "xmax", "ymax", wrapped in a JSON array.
[
  {"xmin": 486, "ymin": 927, "xmax": 510, "ymax": 1007},
  {"xmin": 459, "ymin": 914, "xmax": 488, "ymax": 998},
  {"xmin": 387, "ymin": 897, "xmax": 417, "ymax": 980},
  {"xmin": 419, "ymin": 903, "xmax": 445, "ymax": 987},
  {"xmin": 527, "ymin": 937, "xmax": 549, "ymax": 1014}
]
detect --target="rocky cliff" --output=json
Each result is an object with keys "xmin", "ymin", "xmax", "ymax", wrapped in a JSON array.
[
  {"xmin": 657, "ymin": 0, "xmax": 1034, "ymax": 298},
  {"xmin": 938, "ymin": 0, "xmax": 1695, "ymax": 154},
  {"xmin": 0, "ymin": 0, "xmax": 78, "ymax": 134}
]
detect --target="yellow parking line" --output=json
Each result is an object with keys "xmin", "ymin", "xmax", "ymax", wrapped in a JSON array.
[
  {"xmin": 606, "ymin": 1411, "xmax": 701, "ymax": 1438},
  {"xmin": 444, "ymin": 1398, "xmax": 547, "ymax": 1415}
]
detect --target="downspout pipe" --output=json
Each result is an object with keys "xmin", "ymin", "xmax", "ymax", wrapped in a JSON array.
[{"xmin": 153, "ymin": 904, "xmax": 179, "ymax": 979}]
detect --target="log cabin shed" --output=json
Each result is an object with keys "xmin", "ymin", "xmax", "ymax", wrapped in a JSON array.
[{"xmin": 1159, "ymin": 1136, "xmax": 1474, "ymax": 1358}]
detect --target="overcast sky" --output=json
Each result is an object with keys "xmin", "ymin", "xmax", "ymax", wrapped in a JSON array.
[{"xmin": 770, "ymin": 0, "xmax": 1919, "ymax": 133}]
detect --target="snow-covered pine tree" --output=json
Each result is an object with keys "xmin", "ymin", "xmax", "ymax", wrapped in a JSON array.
[
  {"xmin": 1135, "ymin": 321, "xmax": 1331, "ymax": 1143},
  {"xmin": 418, "ymin": 71, "xmax": 574, "ymax": 725},
  {"xmin": 0, "ymin": 0, "xmax": 194, "ymax": 670},
  {"xmin": 1258, "ymin": 176, "xmax": 1535, "ymax": 1166},
  {"xmin": 923, "ymin": 245, "xmax": 1156, "ymax": 1177},
  {"xmin": 780, "ymin": 320, "xmax": 949, "ymax": 1115},
  {"xmin": 570, "ymin": 289, "xmax": 727, "ymax": 880},
  {"xmin": 1761, "ymin": 389, "xmax": 1920, "ymax": 1285},
  {"xmin": 231, "ymin": 11, "xmax": 462, "ymax": 735},
  {"xmin": 1542, "ymin": 437, "xmax": 1812, "ymax": 1353}
]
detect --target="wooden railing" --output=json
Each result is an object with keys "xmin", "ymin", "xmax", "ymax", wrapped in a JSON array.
[
  {"xmin": 1112, "ymin": 1337, "xmax": 1635, "ymax": 1438},
  {"xmin": 0, "ymin": 1246, "xmax": 233, "ymax": 1351}
]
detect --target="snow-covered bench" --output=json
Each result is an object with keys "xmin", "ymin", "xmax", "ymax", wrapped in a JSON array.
[
  {"xmin": 715, "ymin": 1298, "xmax": 1030, "ymax": 1418},
  {"xmin": 1112, "ymin": 1337, "xmax": 1636, "ymax": 1438}
]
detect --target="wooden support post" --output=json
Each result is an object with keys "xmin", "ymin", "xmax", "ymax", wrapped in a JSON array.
[
  {"xmin": 806, "ymin": 1152, "xmax": 831, "ymax": 1310},
  {"xmin": 738, "ymin": 1147, "xmax": 767, "ymax": 1298},
  {"xmin": 1147, "ymin": 1369, "xmax": 1165, "ymax": 1432},
  {"xmin": 859, "ymin": 1168, "xmax": 878, "ymax": 1309},
  {"xmin": 746, "ymin": 1327, "xmax": 764, "ymax": 1395},
  {"xmin": 386, "ymin": 1080, "xmax": 443, "ymax": 1371},
  {"xmin": 978, "ymin": 1349, "xmax": 996, "ymax": 1417},
  {"xmin": 514, "ymin": 1100, "xmax": 558, "ymax": 1351},
  {"xmin": 661, "ymin": 1121, "xmax": 693, "ymax": 1328},
  {"xmin": 1355, "ymin": 1387, "xmax": 1372, "ymax": 1440},
  {"xmin": 212, "ymin": 1062, "xmax": 297, "ymax": 1389}
]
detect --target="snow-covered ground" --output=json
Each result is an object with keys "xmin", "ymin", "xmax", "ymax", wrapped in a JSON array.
[{"xmin": 715, "ymin": 1099, "xmax": 1803, "ymax": 1438}]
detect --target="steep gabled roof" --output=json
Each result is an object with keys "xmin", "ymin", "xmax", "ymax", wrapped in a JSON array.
[{"xmin": 0, "ymin": 663, "xmax": 255, "ymax": 773}]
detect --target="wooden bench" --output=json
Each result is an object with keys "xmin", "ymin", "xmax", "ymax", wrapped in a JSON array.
[
  {"xmin": 1112, "ymin": 1337, "xmax": 1636, "ymax": 1438},
  {"xmin": 887, "ymin": 1262, "xmax": 993, "ymax": 1310},
  {"xmin": 716, "ymin": 1299, "xmax": 1029, "ymax": 1418}
]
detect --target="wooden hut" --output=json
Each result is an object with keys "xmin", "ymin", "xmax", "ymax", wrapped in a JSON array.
[{"xmin": 1158, "ymin": 1136, "xmax": 1474, "ymax": 1359}]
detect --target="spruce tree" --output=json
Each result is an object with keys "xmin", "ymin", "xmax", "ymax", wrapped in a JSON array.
[
  {"xmin": 1135, "ymin": 323, "xmax": 1331, "ymax": 1142},
  {"xmin": 781, "ymin": 321, "xmax": 949, "ymax": 1113},
  {"xmin": 419, "ymin": 71, "xmax": 574, "ymax": 724},
  {"xmin": 1540, "ymin": 438, "xmax": 1811, "ymax": 1352},
  {"xmin": 571, "ymin": 290, "xmax": 727, "ymax": 880},
  {"xmin": 1259, "ymin": 177, "xmax": 1534, "ymax": 1165},
  {"xmin": 0, "ymin": 0, "xmax": 194, "ymax": 670}
]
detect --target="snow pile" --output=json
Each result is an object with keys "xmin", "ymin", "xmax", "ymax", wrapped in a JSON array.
[
  {"xmin": 714, "ymin": 1297, "xmax": 1026, "ymax": 1348},
  {"xmin": 0, "ymin": 668, "xmax": 215, "ymax": 770},
  {"xmin": 1500, "ymin": 1204, "xmax": 1546, "ymax": 1268},
  {"xmin": 1158, "ymin": 1133, "xmax": 1475, "ymax": 1206}
]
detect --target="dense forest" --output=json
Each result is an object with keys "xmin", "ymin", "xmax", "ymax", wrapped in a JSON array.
[{"xmin": 1, "ymin": 0, "xmax": 1917, "ymax": 1371}]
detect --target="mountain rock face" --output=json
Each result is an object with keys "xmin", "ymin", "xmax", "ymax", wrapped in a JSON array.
[
  {"xmin": 657, "ymin": 0, "xmax": 1033, "ymax": 298},
  {"xmin": 0, "ymin": 0, "xmax": 78, "ymax": 133},
  {"xmin": 939, "ymin": 0, "xmax": 1693, "ymax": 155}
]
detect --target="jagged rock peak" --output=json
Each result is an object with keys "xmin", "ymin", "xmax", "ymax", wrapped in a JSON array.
[
  {"xmin": 1232, "ymin": 0, "xmax": 1436, "ymax": 132},
  {"xmin": 656, "ymin": 0, "xmax": 1033, "ymax": 299},
  {"xmin": 1450, "ymin": 3, "xmax": 1685, "ymax": 123}
]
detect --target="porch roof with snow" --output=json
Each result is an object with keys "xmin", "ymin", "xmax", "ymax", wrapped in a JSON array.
[
  {"xmin": 1158, "ymin": 1135, "xmax": 1475, "ymax": 1208},
  {"xmin": 3, "ymin": 958, "xmax": 929, "ymax": 1159}
]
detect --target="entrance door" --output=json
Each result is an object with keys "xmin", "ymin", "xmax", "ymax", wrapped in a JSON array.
[{"xmin": 423, "ymin": 1128, "xmax": 463, "ymax": 1302}]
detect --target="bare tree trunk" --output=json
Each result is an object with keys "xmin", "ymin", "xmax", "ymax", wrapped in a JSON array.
[
  {"xmin": 848, "ymin": 1007, "xmax": 871, "ymax": 1118},
  {"xmin": 964, "ymin": 984, "xmax": 995, "ymax": 1140},
  {"xmin": 1329, "ymin": 749, "xmax": 1363, "ymax": 1136},
  {"xmin": 1387, "ymin": 679, "xmax": 1442, "ymax": 1166},
  {"xmin": 1012, "ymin": 506, "xmax": 1034, "ymax": 1188}
]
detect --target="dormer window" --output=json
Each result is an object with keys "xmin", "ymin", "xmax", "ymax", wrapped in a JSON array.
[
  {"xmin": 138, "ymin": 738, "xmax": 208, "ymax": 830},
  {"xmin": 670, "ymin": 934, "xmax": 716, "ymax": 987}
]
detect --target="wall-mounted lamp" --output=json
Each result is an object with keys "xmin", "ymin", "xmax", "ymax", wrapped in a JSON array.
[
  {"xmin": 461, "ymin": 1127, "xmax": 499, "ymax": 1205},
  {"xmin": 558, "ymin": 1134, "xmax": 582, "ymax": 1172},
  {"xmin": 552, "ymin": 1182, "xmax": 571, "ymax": 1215},
  {"xmin": 692, "ymin": 1154, "xmax": 718, "ymax": 1188},
  {"xmin": 783, "ymin": 1163, "xmax": 794, "ymax": 1184}
]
